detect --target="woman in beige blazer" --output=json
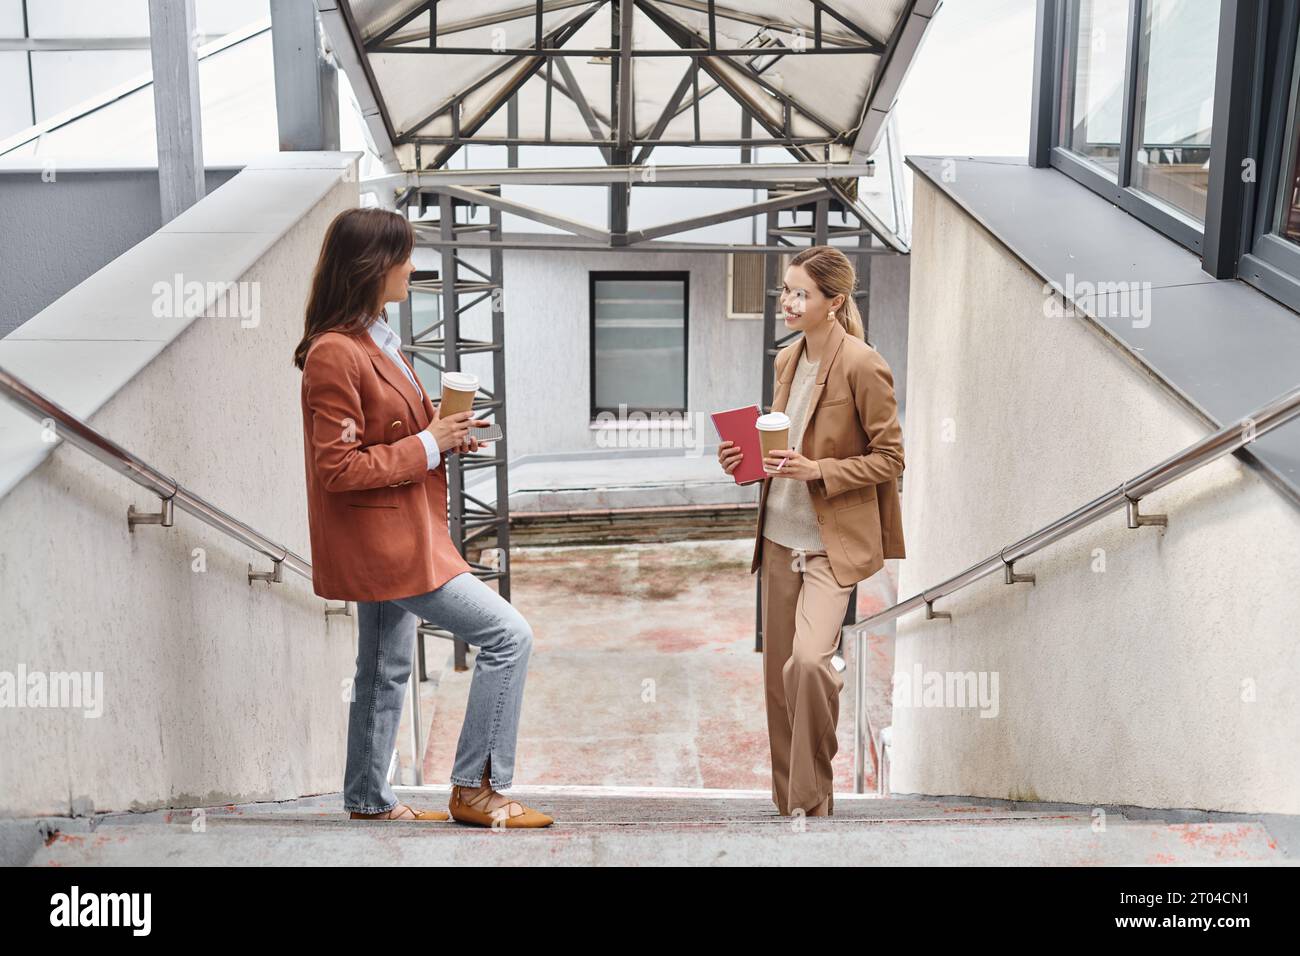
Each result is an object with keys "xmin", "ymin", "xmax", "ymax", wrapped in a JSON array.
[{"xmin": 717, "ymin": 244, "xmax": 905, "ymax": 817}]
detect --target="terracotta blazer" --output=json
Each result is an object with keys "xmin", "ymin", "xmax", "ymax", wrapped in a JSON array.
[
  {"xmin": 750, "ymin": 319, "xmax": 906, "ymax": 587},
  {"xmin": 299, "ymin": 328, "xmax": 471, "ymax": 602}
]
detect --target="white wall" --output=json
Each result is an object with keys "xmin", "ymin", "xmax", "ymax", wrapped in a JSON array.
[
  {"xmin": 0, "ymin": 158, "xmax": 359, "ymax": 817},
  {"xmin": 895, "ymin": 176, "xmax": 1300, "ymax": 814},
  {"xmin": 496, "ymin": 249, "xmax": 763, "ymax": 459}
]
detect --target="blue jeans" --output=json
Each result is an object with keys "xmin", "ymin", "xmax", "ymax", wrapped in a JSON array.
[{"xmin": 342, "ymin": 571, "xmax": 534, "ymax": 814}]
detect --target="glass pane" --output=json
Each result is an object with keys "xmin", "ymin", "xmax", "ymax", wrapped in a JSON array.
[
  {"xmin": 592, "ymin": 277, "xmax": 686, "ymax": 412},
  {"xmin": 1059, "ymin": 0, "xmax": 1129, "ymax": 177},
  {"xmin": 1130, "ymin": 0, "xmax": 1221, "ymax": 222},
  {"xmin": 1274, "ymin": 38, "xmax": 1300, "ymax": 245}
]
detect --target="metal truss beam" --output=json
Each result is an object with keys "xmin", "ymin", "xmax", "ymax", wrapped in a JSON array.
[
  {"xmin": 367, "ymin": 0, "xmax": 598, "ymax": 48},
  {"xmin": 412, "ymin": 183, "xmax": 611, "ymax": 242},
  {"xmin": 552, "ymin": 55, "xmax": 613, "ymax": 161},
  {"xmin": 540, "ymin": 65, "xmax": 612, "ymax": 130},
  {"xmin": 635, "ymin": 1, "xmax": 846, "ymax": 139},
  {"xmin": 403, "ymin": 187, "xmax": 514, "ymax": 672},
  {"xmin": 630, "ymin": 1, "xmax": 908, "ymax": 251},
  {"xmin": 409, "ymin": 236, "xmax": 892, "ymax": 254},
  {"xmin": 406, "ymin": 134, "xmax": 834, "ymax": 147},
  {"xmin": 368, "ymin": 161, "xmax": 873, "ymax": 190},
  {"xmin": 631, "ymin": 29, "xmax": 798, "ymax": 163},
  {"xmin": 401, "ymin": 0, "xmax": 606, "ymax": 167},
  {"xmin": 658, "ymin": 0, "xmax": 886, "ymax": 48},
  {"xmin": 808, "ymin": 0, "xmax": 890, "ymax": 49},
  {"xmin": 369, "ymin": 43, "xmax": 881, "ymax": 55},
  {"xmin": 624, "ymin": 186, "xmax": 832, "ymax": 243}
]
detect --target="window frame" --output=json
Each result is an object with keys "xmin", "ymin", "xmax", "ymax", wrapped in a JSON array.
[
  {"xmin": 1237, "ymin": 1, "xmax": 1300, "ymax": 311},
  {"xmin": 588, "ymin": 270, "xmax": 690, "ymax": 421},
  {"xmin": 1047, "ymin": 0, "xmax": 1211, "ymax": 253},
  {"xmin": 1033, "ymin": 0, "xmax": 1300, "ymax": 313}
]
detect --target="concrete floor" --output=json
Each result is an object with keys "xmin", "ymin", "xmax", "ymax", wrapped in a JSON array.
[
  {"xmin": 402, "ymin": 538, "xmax": 900, "ymax": 795},
  {"xmin": 17, "ymin": 787, "xmax": 1295, "ymax": 866}
]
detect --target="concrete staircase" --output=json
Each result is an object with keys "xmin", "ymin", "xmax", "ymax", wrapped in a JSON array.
[{"xmin": 10, "ymin": 786, "xmax": 1296, "ymax": 866}]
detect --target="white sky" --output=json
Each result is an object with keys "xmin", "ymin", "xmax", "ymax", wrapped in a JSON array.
[{"xmin": 895, "ymin": 0, "xmax": 1037, "ymax": 159}]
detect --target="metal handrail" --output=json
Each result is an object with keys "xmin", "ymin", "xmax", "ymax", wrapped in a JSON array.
[
  {"xmin": 0, "ymin": 364, "xmax": 446, "ymax": 784},
  {"xmin": 0, "ymin": 364, "xmax": 311, "ymax": 580},
  {"xmin": 849, "ymin": 382, "xmax": 1300, "ymax": 794}
]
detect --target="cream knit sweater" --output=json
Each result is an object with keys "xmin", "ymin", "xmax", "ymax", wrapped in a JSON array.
[{"xmin": 762, "ymin": 349, "xmax": 824, "ymax": 552}]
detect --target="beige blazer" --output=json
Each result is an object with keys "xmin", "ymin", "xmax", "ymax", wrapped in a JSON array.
[{"xmin": 750, "ymin": 319, "xmax": 906, "ymax": 587}]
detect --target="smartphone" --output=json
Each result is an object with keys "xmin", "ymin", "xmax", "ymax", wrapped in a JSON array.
[{"xmin": 471, "ymin": 423, "xmax": 502, "ymax": 443}]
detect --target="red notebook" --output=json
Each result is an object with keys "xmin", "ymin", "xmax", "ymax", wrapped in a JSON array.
[{"xmin": 711, "ymin": 404, "xmax": 768, "ymax": 486}]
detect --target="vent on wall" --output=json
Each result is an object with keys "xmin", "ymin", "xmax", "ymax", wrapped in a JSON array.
[{"xmin": 727, "ymin": 252, "xmax": 765, "ymax": 318}]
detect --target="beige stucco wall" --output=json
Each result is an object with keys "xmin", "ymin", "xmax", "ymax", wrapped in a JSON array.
[
  {"xmin": 893, "ymin": 175, "xmax": 1300, "ymax": 814},
  {"xmin": 0, "ymin": 162, "xmax": 360, "ymax": 816}
]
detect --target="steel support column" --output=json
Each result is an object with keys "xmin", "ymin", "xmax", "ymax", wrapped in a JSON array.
[{"xmin": 402, "ymin": 189, "xmax": 515, "ymax": 672}]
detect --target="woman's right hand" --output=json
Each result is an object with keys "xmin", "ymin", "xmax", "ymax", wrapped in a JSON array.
[
  {"xmin": 426, "ymin": 408, "xmax": 475, "ymax": 452},
  {"xmin": 717, "ymin": 439, "xmax": 743, "ymax": 475}
]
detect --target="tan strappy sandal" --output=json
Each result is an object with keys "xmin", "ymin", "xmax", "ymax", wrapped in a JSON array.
[
  {"xmin": 448, "ymin": 785, "xmax": 554, "ymax": 828},
  {"xmin": 349, "ymin": 803, "xmax": 450, "ymax": 822}
]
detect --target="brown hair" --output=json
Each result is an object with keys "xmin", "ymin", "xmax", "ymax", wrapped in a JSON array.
[
  {"xmin": 788, "ymin": 245, "xmax": 865, "ymax": 340},
  {"xmin": 292, "ymin": 207, "xmax": 415, "ymax": 370}
]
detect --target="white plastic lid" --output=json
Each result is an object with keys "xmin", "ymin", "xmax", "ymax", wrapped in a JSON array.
[
  {"xmin": 755, "ymin": 412, "xmax": 791, "ymax": 431},
  {"xmin": 442, "ymin": 371, "xmax": 479, "ymax": 391}
]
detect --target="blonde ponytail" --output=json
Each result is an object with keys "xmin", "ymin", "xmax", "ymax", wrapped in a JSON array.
[{"xmin": 836, "ymin": 294, "xmax": 865, "ymax": 340}]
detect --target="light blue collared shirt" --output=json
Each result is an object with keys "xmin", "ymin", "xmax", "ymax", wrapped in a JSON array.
[{"xmin": 367, "ymin": 315, "xmax": 440, "ymax": 469}]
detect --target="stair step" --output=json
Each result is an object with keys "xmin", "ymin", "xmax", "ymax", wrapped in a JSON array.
[{"xmin": 18, "ymin": 788, "xmax": 1289, "ymax": 866}]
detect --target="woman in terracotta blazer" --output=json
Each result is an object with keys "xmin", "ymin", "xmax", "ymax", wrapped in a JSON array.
[
  {"xmin": 293, "ymin": 207, "xmax": 551, "ymax": 828},
  {"xmin": 717, "ymin": 245, "xmax": 905, "ymax": 817}
]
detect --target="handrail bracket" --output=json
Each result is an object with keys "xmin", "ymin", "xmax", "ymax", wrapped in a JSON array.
[
  {"xmin": 1003, "ymin": 559, "xmax": 1036, "ymax": 585},
  {"xmin": 248, "ymin": 558, "xmax": 284, "ymax": 585},
  {"xmin": 925, "ymin": 599, "xmax": 951, "ymax": 621},
  {"xmin": 127, "ymin": 497, "xmax": 174, "ymax": 532},
  {"xmin": 1125, "ymin": 497, "xmax": 1168, "ymax": 529}
]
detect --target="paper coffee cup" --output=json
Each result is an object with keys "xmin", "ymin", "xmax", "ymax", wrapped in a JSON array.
[
  {"xmin": 440, "ymin": 371, "xmax": 478, "ymax": 416},
  {"xmin": 756, "ymin": 412, "xmax": 791, "ymax": 471}
]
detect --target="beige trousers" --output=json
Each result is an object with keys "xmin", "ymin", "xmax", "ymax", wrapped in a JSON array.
[{"xmin": 760, "ymin": 539, "xmax": 855, "ymax": 816}]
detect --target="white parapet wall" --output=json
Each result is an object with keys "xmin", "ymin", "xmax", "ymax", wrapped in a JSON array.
[
  {"xmin": 0, "ymin": 153, "xmax": 362, "ymax": 817},
  {"xmin": 895, "ymin": 175, "xmax": 1300, "ymax": 815}
]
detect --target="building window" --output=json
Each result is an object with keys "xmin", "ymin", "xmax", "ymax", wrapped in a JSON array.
[
  {"xmin": 1128, "ymin": 0, "xmax": 1221, "ymax": 221},
  {"xmin": 589, "ymin": 272, "xmax": 688, "ymax": 418},
  {"xmin": 1270, "ymin": 31, "xmax": 1300, "ymax": 247},
  {"xmin": 1045, "ymin": 0, "xmax": 1222, "ymax": 251},
  {"xmin": 1058, "ymin": 0, "xmax": 1129, "ymax": 179},
  {"xmin": 1038, "ymin": 0, "xmax": 1300, "ymax": 308}
]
